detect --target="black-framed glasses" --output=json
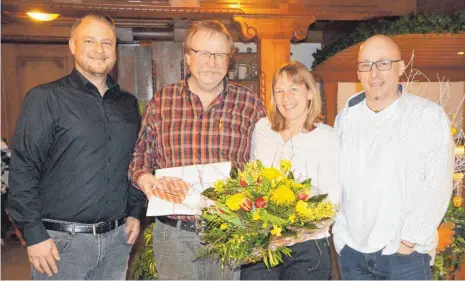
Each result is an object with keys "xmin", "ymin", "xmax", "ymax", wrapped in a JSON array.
[
  {"xmin": 357, "ymin": 59, "xmax": 402, "ymax": 72},
  {"xmin": 190, "ymin": 48, "xmax": 230, "ymax": 62}
]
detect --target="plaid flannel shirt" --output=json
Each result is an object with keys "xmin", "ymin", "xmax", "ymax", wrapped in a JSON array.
[{"xmin": 128, "ymin": 76, "xmax": 266, "ymax": 221}]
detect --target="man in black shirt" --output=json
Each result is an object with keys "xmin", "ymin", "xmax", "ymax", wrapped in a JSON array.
[{"xmin": 8, "ymin": 13, "xmax": 146, "ymax": 279}]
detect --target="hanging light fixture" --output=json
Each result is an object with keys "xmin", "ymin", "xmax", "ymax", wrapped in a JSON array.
[{"xmin": 27, "ymin": 11, "xmax": 60, "ymax": 22}]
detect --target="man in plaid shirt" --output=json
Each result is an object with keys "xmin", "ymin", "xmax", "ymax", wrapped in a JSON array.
[{"xmin": 128, "ymin": 20, "xmax": 266, "ymax": 279}]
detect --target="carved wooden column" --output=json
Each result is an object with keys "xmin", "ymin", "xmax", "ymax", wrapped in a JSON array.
[{"xmin": 233, "ymin": 16, "xmax": 315, "ymax": 111}]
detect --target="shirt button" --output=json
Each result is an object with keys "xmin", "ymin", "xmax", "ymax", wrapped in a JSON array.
[
  {"xmin": 108, "ymin": 137, "xmax": 112, "ymax": 141},
  {"xmin": 106, "ymin": 178, "xmax": 110, "ymax": 183},
  {"xmin": 107, "ymin": 157, "xmax": 111, "ymax": 162}
]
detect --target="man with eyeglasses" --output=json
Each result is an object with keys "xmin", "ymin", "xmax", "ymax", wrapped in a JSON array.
[
  {"xmin": 332, "ymin": 34, "xmax": 453, "ymax": 280},
  {"xmin": 129, "ymin": 20, "xmax": 266, "ymax": 279}
]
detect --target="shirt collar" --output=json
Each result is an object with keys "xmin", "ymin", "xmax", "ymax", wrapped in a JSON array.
[
  {"xmin": 348, "ymin": 84, "xmax": 403, "ymax": 108},
  {"xmin": 69, "ymin": 68, "xmax": 120, "ymax": 96}
]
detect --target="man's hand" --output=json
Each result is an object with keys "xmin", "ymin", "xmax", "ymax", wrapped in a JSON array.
[
  {"xmin": 137, "ymin": 173, "xmax": 164, "ymax": 200},
  {"xmin": 125, "ymin": 217, "xmax": 140, "ymax": 245},
  {"xmin": 397, "ymin": 240, "xmax": 416, "ymax": 255},
  {"xmin": 27, "ymin": 239, "xmax": 60, "ymax": 277}
]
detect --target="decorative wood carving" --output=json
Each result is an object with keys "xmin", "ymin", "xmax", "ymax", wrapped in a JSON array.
[
  {"xmin": 233, "ymin": 15, "xmax": 316, "ymax": 110},
  {"xmin": 233, "ymin": 16, "xmax": 315, "ymax": 40},
  {"xmin": 234, "ymin": 20, "xmax": 258, "ymax": 41}
]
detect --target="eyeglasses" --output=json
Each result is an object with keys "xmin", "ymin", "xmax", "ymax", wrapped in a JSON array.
[
  {"xmin": 357, "ymin": 59, "xmax": 401, "ymax": 72},
  {"xmin": 189, "ymin": 48, "xmax": 230, "ymax": 62}
]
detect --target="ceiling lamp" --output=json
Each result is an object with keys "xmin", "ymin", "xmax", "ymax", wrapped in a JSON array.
[
  {"xmin": 458, "ymin": 51, "xmax": 465, "ymax": 55},
  {"xmin": 27, "ymin": 11, "xmax": 60, "ymax": 21}
]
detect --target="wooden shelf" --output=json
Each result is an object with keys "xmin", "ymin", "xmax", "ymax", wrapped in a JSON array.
[{"xmin": 229, "ymin": 52, "xmax": 260, "ymax": 94}]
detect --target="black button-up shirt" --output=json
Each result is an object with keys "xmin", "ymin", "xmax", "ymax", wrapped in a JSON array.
[{"xmin": 8, "ymin": 68, "xmax": 147, "ymax": 245}]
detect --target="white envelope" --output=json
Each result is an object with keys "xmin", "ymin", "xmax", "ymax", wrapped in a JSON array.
[{"xmin": 146, "ymin": 162, "xmax": 231, "ymax": 216}]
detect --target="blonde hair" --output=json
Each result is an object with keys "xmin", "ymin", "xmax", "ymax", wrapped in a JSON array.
[
  {"xmin": 270, "ymin": 61, "xmax": 323, "ymax": 132},
  {"xmin": 183, "ymin": 20, "xmax": 234, "ymax": 55}
]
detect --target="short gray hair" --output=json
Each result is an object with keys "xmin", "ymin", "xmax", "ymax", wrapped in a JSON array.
[
  {"xmin": 70, "ymin": 13, "xmax": 116, "ymax": 38},
  {"xmin": 183, "ymin": 20, "xmax": 234, "ymax": 55}
]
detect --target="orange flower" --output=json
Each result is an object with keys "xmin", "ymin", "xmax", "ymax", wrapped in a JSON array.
[
  {"xmin": 437, "ymin": 222, "xmax": 455, "ymax": 253},
  {"xmin": 453, "ymin": 195, "xmax": 463, "ymax": 207}
]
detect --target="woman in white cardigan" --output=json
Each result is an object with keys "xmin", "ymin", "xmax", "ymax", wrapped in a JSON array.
[{"xmin": 240, "ymin": 61, "xmax": 340, "ymax": 280}]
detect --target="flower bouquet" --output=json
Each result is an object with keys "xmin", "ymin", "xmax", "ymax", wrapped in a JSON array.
[{"xmin": 200, "ymin": 160, "xmax": 336, "ymax": 269}]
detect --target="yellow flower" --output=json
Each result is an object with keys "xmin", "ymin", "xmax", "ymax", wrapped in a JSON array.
[
  {"xmin": 271, "ymin": 185, "xmax": 295, "ymax": 205},
  {"xmin": 271, "ymin": 179, "xmax": 278, "ymax": 188},
  {"xmin": 252, "ymin": 211, "xmax": 261, "ymax": 221},
  {"xmin": 220, "ymin": 223, "xmax": 228, "ymax": 230},
  {"xmin": 226, "ymin": 193, "xmax": 246, "ymax": 211},
  {"xmin": 295, "ymin": 200, "xmax": 335, "ymax": 220},
  {"xmin": 270, "ymin": 225, "xmax": 282, "ymax": 237},
  {"xmin": 296, "ymin": 200, "xmax": 309, "ymax": 215},
  {"xmin": 262, "ymin": 222, "xmax": 268, "ymax": 228},
  {"xmin": 280, "ymin": 160, "xmax": 292, "ymax": 173},
  {"xmin": 214, "ymin": 180, "xmax": 225, "ymax": 192},
  {"xmin": 289, "ymin": 214, "xmax": 296, "ymax": 223},
  {"xmin": 262, "ymin": 167, "xmax": 281, "ymax": 181}
]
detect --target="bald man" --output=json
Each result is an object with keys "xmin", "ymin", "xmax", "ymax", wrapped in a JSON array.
[{"xmin": 332, "ymin": 34, "xmax": 454, "ymax": 280}]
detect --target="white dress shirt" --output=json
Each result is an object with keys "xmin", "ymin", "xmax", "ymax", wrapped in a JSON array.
[{"xmin": 333, "ymin": 89, "xmax": 454, "ymax": 255}]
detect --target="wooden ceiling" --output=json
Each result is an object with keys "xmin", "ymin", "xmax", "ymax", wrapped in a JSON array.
[
  {"xmin": 1, "ymin": 0, "xmax": 413, "ymax": 25},
  {"xmin": 314, "ymin": 33, "xmax": 465, "ymax": 82},
  {"xmin": 1, "ymin": 0, "xmax": 417, "ymax": 44}
]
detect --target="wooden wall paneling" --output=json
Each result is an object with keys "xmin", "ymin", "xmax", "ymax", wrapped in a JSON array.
[
  {"xmin": 117, "ymin": 44, "xmax": 153, "ymax": 103},
  {"xmin": 314, "ymin": 33, "xmax": 465, "ymax": 83},
  {"xmin": 151, "ymin": 41, "xmax": 183, "ymax": 92},
  {"xmin": 1, "ymin": 44, "xmax": 74, "ymax": 145},
  {"xmin": 323, "ymin": 82, "xmax": 338, "ymax": 126},
  {"xmin": 1, "ymin": 71, "xmax": 8, "ymax": 143}
]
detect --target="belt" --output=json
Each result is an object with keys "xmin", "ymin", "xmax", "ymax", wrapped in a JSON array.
[
  {"xmin": 157, "ymin": 216, "xmax": 197, "ymax": 233},
  {"xmin": 43, "ymin": 218, "xmax": 125, "ymax": 235}
]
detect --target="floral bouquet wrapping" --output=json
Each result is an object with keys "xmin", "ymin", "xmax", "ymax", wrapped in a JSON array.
[{"xmin": 200, "ymin": 160, "xmax": 336, "ymax": 269}]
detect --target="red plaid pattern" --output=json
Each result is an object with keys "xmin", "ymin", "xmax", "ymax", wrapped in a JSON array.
[{"xmin": 129, "ymin": 77, "xmax": 266, "ymax": 220}]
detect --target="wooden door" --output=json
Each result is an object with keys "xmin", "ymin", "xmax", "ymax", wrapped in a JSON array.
[{"xmin": 1, "ymin": 44, "xmax": 74, "ymax": 145}]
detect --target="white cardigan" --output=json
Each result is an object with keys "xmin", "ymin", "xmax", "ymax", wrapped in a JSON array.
[
  {"xmin": 333, "ymin": 87, "xmax": 454, "ymax": 255},
  {"xmin": 251, "ymin": 117, "xmax": 340, "ymax": 239}
]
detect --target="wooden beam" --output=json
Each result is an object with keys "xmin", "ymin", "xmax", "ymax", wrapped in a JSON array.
[
  {"xmin": 323, "ymin": 82, "xmax": 338, "ymax": 126},
  {"xmin": 1, "ymin": 0, "xmax": 415, "ymax": 22}
]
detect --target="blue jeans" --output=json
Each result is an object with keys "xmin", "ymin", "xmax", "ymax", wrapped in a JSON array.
[
  {"xmin": 153, "ymin": 218, "xmax": 237, "ymax": 280},
  {"xmin": 338, "ymin": 245, "xmax": 432, "ymax": 280},
  {"xmin": 32, "ymin": 222, "xmax": 133, "ymax": 280},
  {"xmin": 240, "ymin": 238, "xmax": 332, "ymax": 280}
]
